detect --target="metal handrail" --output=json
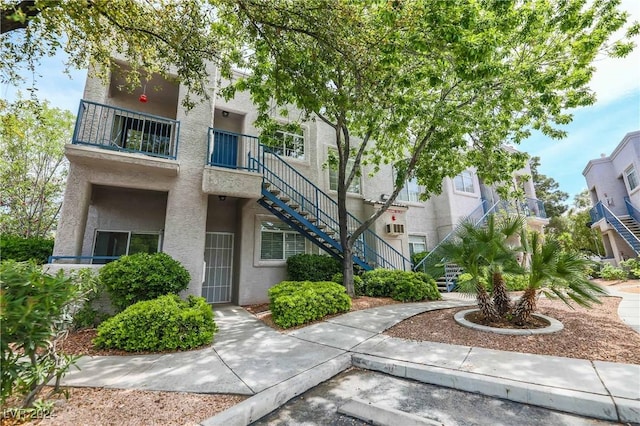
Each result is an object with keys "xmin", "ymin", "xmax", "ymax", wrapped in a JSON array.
[
  {"xmin": 625, "ymin": 197, "xmax": 640, "ymax": 224},
  {"xmin": 48, "ymin": 255, "xmax": 120, "ymax": 264},
  {"xmin": 253, "ymin": 144, "xmax": 411, "ymax": 270},
  {"xmin": 73, "ymin": 100, "xmax": 180, "ymax": 160},
  {"xmin": 592, "ymin": 200, "xmax": 640, "ymax": 250},
  {"xmin": 207, "ymin": 128, "xmax": 261, "ymax": 171}
]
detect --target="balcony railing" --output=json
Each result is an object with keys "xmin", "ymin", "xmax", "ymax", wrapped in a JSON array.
[
  {"xmin": 521, "ymin": 197, "xmax": 547, "ymax": 219},
  {"xmin": 73, "ymin": 100, "xmax": 180, "ymax": 160},
  {"xmin": 207, "ymin": 129, "xmax": 260, "ymax": 171}
]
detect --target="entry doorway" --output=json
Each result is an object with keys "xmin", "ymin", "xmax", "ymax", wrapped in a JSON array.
[{"xmin": 203, "ymin": 232, "xmax": 234, "ymax": 303}]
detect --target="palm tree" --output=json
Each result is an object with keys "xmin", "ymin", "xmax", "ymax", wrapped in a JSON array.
[
  {"xmin": 512, "ymin": 232, "xmax": 607, "ymax": 324},
  {"xmin": 429, "ymin": 214, "xmax": 523, "ymax": 320}
]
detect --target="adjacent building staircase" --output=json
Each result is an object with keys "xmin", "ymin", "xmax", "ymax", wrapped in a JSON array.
[
  {"xmin": 591, "ymin": 200, "xmax": 640, "ymax": 255},
  {"xmin": 251, "ymin": 145, "xmax": 411, "ymax": 271}
]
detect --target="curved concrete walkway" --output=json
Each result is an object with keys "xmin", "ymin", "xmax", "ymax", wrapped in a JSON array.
[{"xmin": 58, "ymin": 294, "xmax": 640, "ymax": 425}]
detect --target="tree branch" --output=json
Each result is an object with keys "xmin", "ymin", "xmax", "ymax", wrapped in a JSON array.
[{"xmin": 1, "ymin": 0, "xmax": 41, "ymax": 35}]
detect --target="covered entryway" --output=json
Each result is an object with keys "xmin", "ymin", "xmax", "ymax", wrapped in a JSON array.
[{"xmin": 203, "ymin": 232, "xmax": 234, "ymax": 303}]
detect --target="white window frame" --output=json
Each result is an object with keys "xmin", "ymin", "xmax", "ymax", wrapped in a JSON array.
[
  {"xmin": 408, "ymin": 235, "xmax": 427, "ymax": 256},
  {"xmin": 259, "ymin": 220, "xmax": 306, "ymax": 261},
  {"xmin": 625, "ymin": 165, "xmax": 639, "ymax": 192},
  {"xmin": 328, "ymin": 148, "xmax": 361, "ymax": 194},
  {"xmin": 263, "ymin": 126, "xmax": 306, "ymax": 160},
  {"xmin": 454, "ymin": 170, "xmax": 475, "ymax": 194},
  {"xmin": 396, "ymin": 175, "xmax": 421, "ymax": 203}
]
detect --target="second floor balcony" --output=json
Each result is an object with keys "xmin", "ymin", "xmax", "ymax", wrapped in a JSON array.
[{"xmin": 73, "ymin": 100, "xmax": 180, "ymax": 160}]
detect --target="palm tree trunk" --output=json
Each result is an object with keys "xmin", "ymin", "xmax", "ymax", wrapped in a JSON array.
[
  {"xmin": 476, "ymin": 282, "xmax": 500, "ymax": 321},
  {"xmin": 492, "ymin": 272, "xmax": 512, "ymax": 316},
  {"xmin": 513, "ymin": 288, "xmax": 537, "ymax": 325}
]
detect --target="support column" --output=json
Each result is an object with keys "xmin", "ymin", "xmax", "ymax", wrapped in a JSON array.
[{"xmin": 51, "ymin": 164, "xmax": 92, "ymax": 261}]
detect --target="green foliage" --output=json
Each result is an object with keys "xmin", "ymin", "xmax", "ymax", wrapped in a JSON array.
[
  {"xmin": 0, "ymin": 97, "xmax": 72, "ymax": 238},
  {"xmin": 360, "ymin": 269, "xmax": 441, "ymax": 301},
  {"xmin": 391, "ymin": 273, "xmax": 440, "ymax": 302},
  {"xmin": 332, "ymin": 272, "xmax": 364, "ymax": 296},
  {"xmin": 0, "ymin": 234, "xmax": 54, "ymax": 264},
  {"xmin": 529, "ymin": 156, "xmax": 568, "ymax": 218},
  {"xmin": 223, "ymin": 0, "xmax": 635, "ymax": 296},
  {"xmin": 99, "ymin": 252, "xmax": 190, "ymax": 311},
  {"xmin": 268, "ymin": 281, "xmax": 351, "ymax": 328},
  {"xmin": 599, "ymin": 264, "xmax": 627, "ymax": 281},
  {"xmin": 0, "ymin": 261, "xmax": 81, "ymax": 408},
  {"xmin": 71, "ymin": 277, "xmax": 110, "ymax": 329},
  {"xmin": 93, "ymin": 295, "xmax": 216, "ymax": 352},
  {"xmin": 503, "ymin": 274, "xmax": 529, "ymax": 291},
  {"xmin": 620, "ymin": 258, "xmax": 640, "ymax": 279},
  {"xmin": 286, "ymin": 254, "xmax": 342, "ymax": 282},
  {"xmin": 411, "ymin": 251, "xmax": 428, "ymax": 267}
]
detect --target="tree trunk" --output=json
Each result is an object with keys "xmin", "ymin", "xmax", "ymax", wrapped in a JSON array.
[
  {"xmin": 492, "ymin": 272, "xmax": 512, "ymax": 316},
  {"xmin": 342, "ymin": 243, "xmax": 355, "ymax": 297},
  {"xmin": 513, "ymin": 287, "xmax": 537, "ymax": 325},
  {"xmin": 476, "ymin": 282, "xmax": 500, "ymax": 321}
]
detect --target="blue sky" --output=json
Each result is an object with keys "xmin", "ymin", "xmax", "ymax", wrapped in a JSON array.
[{"xmin": 2, "ymin": 1, "xmax": 639, "ymax": 206}]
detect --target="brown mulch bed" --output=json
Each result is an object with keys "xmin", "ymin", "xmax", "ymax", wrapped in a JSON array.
[
  {"xmin": 385, "ymin": 296, "xmax": 640, "ymax": 364},
  {"xmin": 10, "ymin": 387, "xmax": 245, "ymax": 426}
]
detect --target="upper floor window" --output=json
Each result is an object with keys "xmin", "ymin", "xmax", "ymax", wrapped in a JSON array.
[
  {"xmin": 260, "ymin": 221, "xmax": 306, "ymax": 260},
  {"xmin": 264, "ymin": 129, "xmax": 305, "ymax": 160},
  {"xmin": 454, "ymin": 170, "xmax": 475, "ymax": 194},
  {"xmin": 625, "ymin": 166, "xmax": 639, "ymax": 192},
  {"xmin": 397, "ymin": 177, "xmax": 421, "ymax": 202},
  {"xmin": 329, "ymin": 150, "xmax": 361, "ymax": 194}
]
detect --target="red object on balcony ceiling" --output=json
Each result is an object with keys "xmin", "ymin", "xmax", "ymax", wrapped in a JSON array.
[{"xmin": 139, "ymin": 93, "xmax": 148, "ymax": 103}]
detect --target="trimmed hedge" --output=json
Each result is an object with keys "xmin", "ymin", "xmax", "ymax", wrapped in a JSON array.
[
  {"xmin": 360, "ymin": 269, "xmax": 441, "ymax": 301},
  {"xmin": 99, "ymin": 252, "xmax": 190, "ymax": 311},
  {"xmin": 331, "ymin": 272, "xmax": 365, "ymax": 295},
  {"xmin": 93, "ymin": 295, "xmax": 217, "ymax": 352},
  {"xmin": 286, "ymin": 254, "xmax": 341, "ymax": 282},
  {"xmin": 0, "ymin": 235, "xmax": 54, "ymax": 264},
  {"xmin": 269, "ymin": 281, "xmax": 351, "ymax": 328}
]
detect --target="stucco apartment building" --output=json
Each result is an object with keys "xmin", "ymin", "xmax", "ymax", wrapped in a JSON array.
[
  {"xmin": 49, "ymin": 61, "xmax": 548, "ymax": 305},
  {"xmin": 583, "ymin": 130, "xmax": 640, "ymax": 265}
]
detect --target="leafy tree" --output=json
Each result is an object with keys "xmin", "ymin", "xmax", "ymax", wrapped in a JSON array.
[
  {"xmin": 0, "ymin": 97, "xmax": 73, "ymax": 237},
  {"xmin": 529, "ymin": 156, "xmax": 568, "ymax": 218},
  {"xmin": 222, "ymin": 0, "xmax": 637, "ymax": 295},
  {"xmin": 552, "ymin": 190, "xmax": 605, "ymax": 255},
  {"xmin": 1, "ymin": 0, "xmax": 226, "ymax": 108}
]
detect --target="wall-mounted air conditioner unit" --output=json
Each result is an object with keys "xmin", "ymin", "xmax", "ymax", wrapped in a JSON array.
[{"xmin": 386, "ymin": 223, "xmax": 405, "ymax": 235}]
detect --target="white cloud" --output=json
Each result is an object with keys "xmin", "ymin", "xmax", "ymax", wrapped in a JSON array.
[{"xmin": 588, "ymin": 0, "xmax": 640, "ymax": 105}]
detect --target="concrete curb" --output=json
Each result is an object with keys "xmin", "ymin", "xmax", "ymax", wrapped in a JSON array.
[
  {"xmin": 338, "ymin": 397, "xmax": 444, "ymax": 426},
  {"xmin": 454, "ymin": 309, "xmax": 564, "ymax": 335},
  {"xmin": 352, "ymin": 354, "xmax": 624, "ymax": 423},
  {"xmin": 200, "ymin": 353, "xmax": 352, "ymax": 426}
]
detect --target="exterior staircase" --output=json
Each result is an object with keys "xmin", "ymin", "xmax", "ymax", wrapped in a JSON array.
[
  {"xmin": 252, "ymin": 145, "xmax": 411, "ymax": 271},
  {"xmin": 590, "ymin": 200, "xmax": 640, "ymax": 255}
]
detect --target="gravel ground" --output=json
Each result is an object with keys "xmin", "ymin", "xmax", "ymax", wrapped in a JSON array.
[
  {"xmin": 9, "ymin": 283, "xmax": 637, "ymax": 425},
  {"xmin": 386, "ymin": 295, "xmax": 640, "ymax": 364}
]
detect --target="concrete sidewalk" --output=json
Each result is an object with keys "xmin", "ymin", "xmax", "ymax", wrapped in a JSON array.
[{"xmin": 59, "ymin": 293, "xmax": 640, "ymax": 425}]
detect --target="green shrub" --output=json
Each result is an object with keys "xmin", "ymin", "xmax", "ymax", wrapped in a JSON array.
[
  {"xmin": 286, "ymin": 254, "xmax": 341, "ymax": 281},
  {"xmin": 504, "ymin": 274, "xmax": 529, "ymax": 291},
  {"xmin": 93, "ymin": 295, "xmax": 216, "ymax": 352},
  {"xmin": 599, "ymin": 263, "xmax": 627, "ymax": 281},
  {"xmin": 331, "ymin": 272, "xmax": 365, "ymax": 295},
  {"xmin": 269, "ymin": 281, "xmax": 351, "ymax": 328},
  {"xmin": 99, "ymin": 252, "xmax": 190, "ymax": 311},
  {"xmin": 72, "ymin": 274, "xmax": 111, "ymax": 329},
  {"xmin": 0, "ymin": 261, "xmax": 81, "ymax": 408},
  {"xmin": 411, "ymin": 251, "xmax": 428, "ymax": 268},
  {"xmin": 620, "ymin": 258, "xmax": 640, "ymax": 279},
  {"xmin": 0, "ymin": 235, "xmax": 54, "ymax": 264},
  {"xmin": 360, "ymin": 269, "xmax": 441, "ymax": 301},
  {"xmin": 391, "ymin": 272, "xmax": 440, "ymax": 302}
]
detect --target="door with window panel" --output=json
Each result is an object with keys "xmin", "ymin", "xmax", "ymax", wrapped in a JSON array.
[{"xmin": 203, "ymin": 232, "xmax": 234, "ymax": 303}]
